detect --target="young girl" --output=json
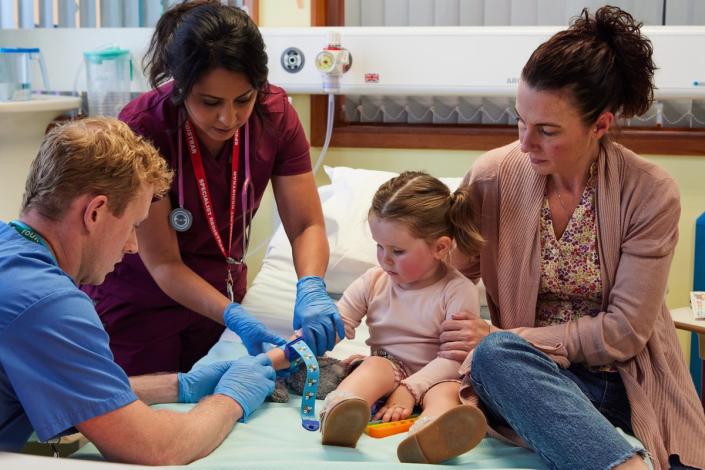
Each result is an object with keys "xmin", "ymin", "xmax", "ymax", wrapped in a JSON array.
[{"xmin": 318, "ymin": 171, "xmax": 488, "ymax": 464}]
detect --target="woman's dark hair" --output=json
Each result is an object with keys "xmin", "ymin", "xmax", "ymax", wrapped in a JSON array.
[
  {"xmin": 143, "ymin": 0, "xmax": 268, "ymax": 106},
  {"xmin": 522, "ymin": 5, "xmax": 656, "ymax": 124}
]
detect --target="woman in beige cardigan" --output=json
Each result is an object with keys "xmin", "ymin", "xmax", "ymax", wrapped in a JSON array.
[{"xmin": 440, "ymin": 6, "xmax": 705, "ymax": 470}]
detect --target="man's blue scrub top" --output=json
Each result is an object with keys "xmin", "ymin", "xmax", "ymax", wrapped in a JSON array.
[{"xmin": 0, "ymin": 222, "xmax": 137, "ymax": 451}]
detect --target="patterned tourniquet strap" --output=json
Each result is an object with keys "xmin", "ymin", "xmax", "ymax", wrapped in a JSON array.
[{"xmin": 284, "ymin": 337, "xmax": 320, "ymax": 431}]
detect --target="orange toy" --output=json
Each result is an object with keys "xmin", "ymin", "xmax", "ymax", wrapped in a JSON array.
[{"xmin": 364, "ymin": 416, "xmax": 419, "ymax": 438}]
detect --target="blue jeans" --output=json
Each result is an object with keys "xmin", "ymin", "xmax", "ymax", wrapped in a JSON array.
[{"xmin": 469, "ymin": 332, "xmax": 643, "ymax": 470}]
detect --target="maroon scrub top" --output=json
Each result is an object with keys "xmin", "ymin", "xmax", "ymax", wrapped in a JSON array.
[{"xmin": 82, "ymin": 82, "xmax": 312, "ymax": 375}]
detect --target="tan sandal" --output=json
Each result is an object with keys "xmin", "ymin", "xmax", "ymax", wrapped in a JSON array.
[
  {"xmin": 320, "ymin": 396, "xmax": 370, "ymax": 448},
  {"xmin": 397, "ymin": 404, "xmax": 487, "ymax": 464}
]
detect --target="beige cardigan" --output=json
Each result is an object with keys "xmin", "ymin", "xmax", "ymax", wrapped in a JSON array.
[{"xmin": 456, "ymin": 141, "xmax": 705, "ymax": 470}]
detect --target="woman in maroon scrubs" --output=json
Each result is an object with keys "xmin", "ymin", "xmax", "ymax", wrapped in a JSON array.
[{"xmin": 84, "ymin": 0, "xmax": 343, "ymax": 376}]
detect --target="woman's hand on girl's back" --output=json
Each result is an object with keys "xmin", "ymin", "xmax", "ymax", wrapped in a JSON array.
[{"xmin": 438, "ymin": 312, "xmax": 495, "ymax": 362}]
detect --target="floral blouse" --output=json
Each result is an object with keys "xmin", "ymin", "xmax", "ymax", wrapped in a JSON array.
[{"xmin": 536, "ymin": 165, "xmax": 602, "ymax": 328}]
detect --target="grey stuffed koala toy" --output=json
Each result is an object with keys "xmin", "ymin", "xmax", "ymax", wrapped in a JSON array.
[{"xmin": 269, "ymin": 356, "xmax": 347, "ymax": 403}]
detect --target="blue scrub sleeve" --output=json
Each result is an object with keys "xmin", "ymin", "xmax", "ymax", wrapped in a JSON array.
[{"xmin": 0, "ymin": 289, "xmax": 137, "ymax": 442}]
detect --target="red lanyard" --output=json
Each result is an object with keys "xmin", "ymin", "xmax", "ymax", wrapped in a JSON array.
[{"xmin": 184, "ymin": 120, "xmax": 240, "ymax": 265}]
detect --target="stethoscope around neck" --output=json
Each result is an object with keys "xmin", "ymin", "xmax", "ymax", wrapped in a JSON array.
[{"xmin": 169, "ymin": 109, "xmax": 254, "ymax": 264}]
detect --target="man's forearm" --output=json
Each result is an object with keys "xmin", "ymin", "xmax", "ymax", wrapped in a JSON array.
[
  {"xmin": 129, "ymin": 373, "xmax": 179, "ymax": 405},
  {"xmin": 78, "ymin": 394, "xmax": 242, "ymax": 465},
  {"xmin": 152, "ymin": 394, "xmax": 242, "ymax": 464}
]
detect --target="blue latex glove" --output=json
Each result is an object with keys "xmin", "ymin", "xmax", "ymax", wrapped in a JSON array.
[
  {"xmin": 177, "ymin": 361, "xmax": 232, "ymax": 403},
  {"xmin": 293, "ymin": 276, "xmax": 345, "ymax": 356},
  {"xmin": 224, "ymin": 303, "xmax": 286, "ymax": 355},
  {"xmin": 214, "ymin": 353, "xmax": 276, "ymax": 422}
]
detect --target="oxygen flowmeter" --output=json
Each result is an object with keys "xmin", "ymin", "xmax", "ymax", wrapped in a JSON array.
[{"xmin": 315, "ymin": 32, "xmax": 352, "ymax": 92}]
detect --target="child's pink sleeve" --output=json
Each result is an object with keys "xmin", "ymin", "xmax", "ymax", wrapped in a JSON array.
[
  {"xmin": 447, "ymin": 276, "xmax": 483, "ymax": 376},
  {"xmin": 444, "ymin": 276, "xmax": 481, "ymax": 321},
  {"xmin": 336, "ymin": 270, "xmax": 372, "ymax": 340}
]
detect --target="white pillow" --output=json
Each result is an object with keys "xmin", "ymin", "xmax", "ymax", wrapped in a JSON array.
[
  {"xmin": 321, "ymin": 167, "xmax": 392, "ymax": 293},
  {"xmin": 321, "ymin": 166, "xmax": 463, "ymax": 294}
]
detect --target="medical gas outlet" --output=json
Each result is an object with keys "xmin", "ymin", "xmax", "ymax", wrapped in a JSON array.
[
  {"xmin": 315, "ymin": 32, "xmax": 351, "ymax": 93},
  {"xmin": 281, "ymin": 47, "xmax": 305, "ymax": 73}
]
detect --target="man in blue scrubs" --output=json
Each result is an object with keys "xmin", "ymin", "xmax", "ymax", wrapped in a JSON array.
[{"xmin": 0, "ymin": 118, "xmax": 277, "ymax": 464}]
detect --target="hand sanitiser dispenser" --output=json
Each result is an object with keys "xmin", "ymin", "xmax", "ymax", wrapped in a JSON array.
[
  {"xmin": 84, "ymin": 47, "xmax": 132, "ymax": 117},
  {"xmin": 0, "ymin": 48, "xmax": 50, "ymax": 101}
]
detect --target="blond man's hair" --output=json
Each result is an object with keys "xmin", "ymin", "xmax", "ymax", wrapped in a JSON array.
[{"xmin": 21, "ymin": 117, "xmax": 173, "ymax": 219}]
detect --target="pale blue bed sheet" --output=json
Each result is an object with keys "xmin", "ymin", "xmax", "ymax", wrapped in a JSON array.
[{"xmin": 72, "ymin": 341, "xmax": 650, "ymax": 469}]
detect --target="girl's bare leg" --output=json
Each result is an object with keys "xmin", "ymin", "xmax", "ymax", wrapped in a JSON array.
[
  {"xmin": 334, "ymin": 355, "xmax": 397, "ymax": 407},
  {"xmin": 321, "ymin": 356, "xmax": 397, "ymax": 448},
  {"xmin": 397, "ymin": 382, "xmax": 487, "ymax": 464},
  {"xmin": 418, "ymin": 381, "xmax": 463, "ymax": 418}
]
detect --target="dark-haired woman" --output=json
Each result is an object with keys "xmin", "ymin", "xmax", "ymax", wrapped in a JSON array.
[
  {"xmin": 84, "ymin": 0, "xmax": 344, "ymax": 376},
  {"xmin": 439, "ymin": 6, "xmax": 705, "ymax": 470}
]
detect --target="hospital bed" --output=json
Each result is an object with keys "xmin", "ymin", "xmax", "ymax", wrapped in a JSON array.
[{"xmin": 69, "ymin": 166, "xmax": 649, "ymax": 469}]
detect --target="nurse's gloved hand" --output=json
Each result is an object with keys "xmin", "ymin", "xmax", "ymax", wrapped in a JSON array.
[
  {"xmin": 224, "ymin": 303, "xmax": 286, "ymax": 355},
  {"xmin": 177, "ymin": 361, "xmax": 232, "ymax": 403},
  {"xmin": 293, "ymin": 276, "xmax": 345, "ymax": 357},
  {"xmin": 214, "ymin": 353, "xmax": 276, "ymax": 422}
]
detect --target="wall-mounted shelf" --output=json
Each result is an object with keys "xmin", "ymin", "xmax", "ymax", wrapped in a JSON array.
[
  {"xmin": 0, "ymin": 95, "xmax": 81, "ymax": 114},
  {"xmin": 0, "ymin": 95, "xmax": 81, "ymax": 221}
]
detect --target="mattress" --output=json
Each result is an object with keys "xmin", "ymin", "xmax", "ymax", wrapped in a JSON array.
[{"xmin": 72, "ymin": 339, "xmax": 649, "ymax": 469}]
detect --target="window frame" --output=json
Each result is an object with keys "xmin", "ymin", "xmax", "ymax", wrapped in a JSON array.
[
  {"xmin": 247, "ymin": 0, "xmax": 259, "ymax": 24},
  {"xmin": 309, "ymin": 0, "xmax": 705, "ymax": 156}
]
